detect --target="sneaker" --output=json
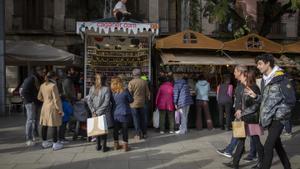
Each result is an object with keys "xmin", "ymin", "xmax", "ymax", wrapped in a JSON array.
[
  {"xmin": 134, "ymin": 135, "xmax": 141, "ymax": 140},
  {"xmin": 216, "ymin": 149, "xmax": 232, "ymax": 158},
  {"xmin": 32, "ymin": 137, "xmax": 39, "ymax": 142},
  {"xmin": 175, "ymin": 130, "xmax": 185, "ymax": 135},
  {"xmin": 59, "ymin": 139, "xmax": 70, "ymax": 144},
  {"xmin": 243, "ymin": 156, "xmax": 257, "ymax": 163},
  {"xmin": 52, "ymin": 142, "xmax": 64, "ymax": 151},
  {"xmin": 282, "ymin": 133, "xmax": 292, "ymax": 138},
  {"xmin": 42, "ymin": 141, "xmax": 53, "ymax": 149},
  {"xmin": 26, "ymin": 140, "xmax": 35, "ymax": 146},
  {"xmin": 169, "ymin": 131, "xmax": 174, "ymax": 134},
  {"xmin": 160, "ymin": 131, "xmax": 165, "ymax": 134}
]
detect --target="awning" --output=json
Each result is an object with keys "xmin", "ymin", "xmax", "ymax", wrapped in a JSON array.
[
  {"xmin": 5, "ymin": 40, "xmax": 81, "ymax": 65},
  {"xmin": 156, "ymin": 30, "xmax": 223, "ymax": 50},
  {"xmin": 223, "ymin": 33, "xmax": 283, "ymax": 53},
  {"xmin": 160, "ymin": 53, "xmax": 256, "ymax": 66},
  {"xmin": 283, "ymin": 41, "xmax": 300, "ymax": 53}
]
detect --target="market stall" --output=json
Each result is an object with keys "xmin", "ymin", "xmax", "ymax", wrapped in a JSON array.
[
  {"xmin": 156, "ymin": 30, "xmax": 232, "ymax": 128},
  {"xmin": 76, "ymin": 21, "xmax": 159, "ymax": 96}
]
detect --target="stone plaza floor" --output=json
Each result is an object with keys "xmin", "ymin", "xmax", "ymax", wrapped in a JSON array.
[{"xmin": 0, "ymin": 114, "xmax": 300, "ymax": 169}]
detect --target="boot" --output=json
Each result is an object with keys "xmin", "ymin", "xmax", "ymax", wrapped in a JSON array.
[
  {"xmin": 102, "ymin": 136, "xmax": 110, "ymax": 153},
  {"xmin": 96, "ymin": 137, "xmax": 102, "ymax": 151},
  {"xmin": 114, "ymin": 141, "xmax": 121, "ymax": 150},
  {"xmin": 123, "ymin": 142, "xmax": 129, "ymax": 152}
]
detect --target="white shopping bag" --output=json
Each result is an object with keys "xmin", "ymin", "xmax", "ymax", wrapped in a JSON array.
[
  {"xmin": 153, "ymin": 109, "xmax": 159, "ymax": 128},
  {"xmin": 87, "ymin": 115, "xmax": 108, "ymax": 137}
]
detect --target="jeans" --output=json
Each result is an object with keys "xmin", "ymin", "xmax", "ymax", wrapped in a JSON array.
[
  {"xmin": 113, "ymin": 120, "xmax": 128, "ymax": 143},
  {"xmin": 131, "ymin": 108, "xmax": 147, "ymax": 136},
  {"xmin": 233, "ymin": 135, "xmax": 263, "ymax": 167},
  {"xmin": 159, "ymin": 110, "xmax": 175, "ymax": 132},
  {"xmin": 218, "ymin": 102, "xmax": 232, "ymax": 129},
  {"xmin": 25, "ymin": 103, "xmax": 36, "ymax": 141},
  {"xmin": 248, "ymin": 136, "xmax": 257, "ymax": 158},
  {"xmin": 34, "ymin": 104, "xmax": 41, "ymax": 137},
  {"xmin": 262, "ymin": 120, "xmax": 291, "ymax": 169},
  {"xmin": 41, "ymin": 126, "xmax": 58, "ymax": 143},
  {"xmin": 196, "ymin": 100, "xmax": 213, "ymax": 129},
  {"xmin": 284, "ymin": 120, "xmax": 292, "ymax": 134},
  {"xmin": 178, "ymin": 105, "xmax": 190, "ymax": 133},
  {"xmin": 225, "ymin": 136, "xmax": 238, "ymax": 154}
]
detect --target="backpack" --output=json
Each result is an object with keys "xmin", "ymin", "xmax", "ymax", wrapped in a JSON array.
[{"xmin": 279, "ymin": 77, "xmax": 296, "ymax": 108}]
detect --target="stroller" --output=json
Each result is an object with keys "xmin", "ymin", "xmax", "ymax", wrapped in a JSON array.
[{"xmin": 72, "ymin": 100, "xmax": 89, "ymax": 140}]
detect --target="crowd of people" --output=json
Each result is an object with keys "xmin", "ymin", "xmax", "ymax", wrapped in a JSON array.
[{"xmin": 19, "ymin": 54, "xmax": 296, "ymax": 169}]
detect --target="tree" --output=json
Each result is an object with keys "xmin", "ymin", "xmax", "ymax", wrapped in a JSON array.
[
  {"xmin": 203, "ymin": 0, "xmax": 300, "ymax": 37},
  {"xmin": 189, "ymin": 0, "xmax": 202, "ymax": 32}
]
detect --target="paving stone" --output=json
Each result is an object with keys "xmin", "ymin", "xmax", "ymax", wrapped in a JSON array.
[{"xmin": 0, "ymin": 164, "xmax": 16, "ymax": 169}]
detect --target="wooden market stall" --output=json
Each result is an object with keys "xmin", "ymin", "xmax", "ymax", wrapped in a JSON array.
[{"xmin": 156, "ymin": 30, "xmax": 235, "ymax": 128}]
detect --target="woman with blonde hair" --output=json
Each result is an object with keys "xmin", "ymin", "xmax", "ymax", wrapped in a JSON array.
[
  {"xmin": 111, "ymin": 77, "xmax": 133, "ymax": 151},
  {"xmin": 223, "ymin": 69, "xmax": 264, "ymax": 169},
  {"xmin": 38, "ymin": 71, "xmax": 64, "ymax": 151},
  {"xmin": 87, "ymin": 73, "xmax": 112, "ymax": 152}
]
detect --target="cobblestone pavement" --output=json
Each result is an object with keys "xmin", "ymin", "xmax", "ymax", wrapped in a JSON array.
[{"xmin": 0, "ymin": 115, "xmax": 299, "ymax": 169}]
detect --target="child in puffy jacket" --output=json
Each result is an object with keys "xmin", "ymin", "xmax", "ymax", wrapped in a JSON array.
[{"xmin": 59, "ymin": 96, "xmax": 73, "ymax": 143}]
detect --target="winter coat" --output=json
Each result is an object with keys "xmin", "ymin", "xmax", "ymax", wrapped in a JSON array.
[
  {"xmin": 87, "ymin": 86, "xmax": 113, "ymax": 128},
  {"xmin": 195, "ymin": 80, "xmax": 210, "ymax": 101},
  {"xmin": 156, "ymin": 82, "xmax": 175, "ymax": 111},
  {"xmin": 62, "ymin": 76, "xmax": 76, "ymax": 101},
  {"xmin": 217, "ymin": 83, "xmax": 233, "ymax": 104},
  {"xmin": 257, "ymin": 71, "xmax": 295, "ymax": 128},
  {"xmin": 21, "ymin": 74, "xmax": 41, "ymax": 104},
  {"xmin": 241, "ymin": 85, "xmax": 261, "ymax": 124},
  {"xmin": 38, "ymin": 81, "xmax": 63, "ymax": 127},
  {"xmin": 128, "ymin": 77, "xmax": 150, "ymax": 108},
  {"xmin": 173, "ymin": 79, "xmax": 193, "ymax": 109},
  {"xmin": 62, "ymin": 98, "xmax": 73, "ymax": 123},
  {"xmin": 111, "ymin": 89, "xmax": 133, "ymax": 123},
  {"xmin": 234, "ymin": 83, "xmax": 243, "ymax": 111}
]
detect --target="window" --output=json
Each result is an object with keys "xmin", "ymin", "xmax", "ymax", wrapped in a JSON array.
[
  {"xmin": 183, "ymin": 32, "xmax": 197, "ymax": 44},
  {"xmin": 22, "ymin": 0, "xmax": 44, "ymax": 30},
  {"xmin": 246, "ymin": 36, "xmax": 263, "ymax": 49}
]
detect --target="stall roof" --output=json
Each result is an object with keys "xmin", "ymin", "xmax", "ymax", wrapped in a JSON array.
[
  {"xmin": 160, "ymin": 53, "xmax": 256, "ymax": 66},
  {"xmin": 156, "ymin": 30, "xmax": 223, "ymax": 50},
  {"xmin": 6, "ymin": 40, "xmax": 80, "ymax": 65},
  {"xmin": 283, "ymin": 41, "xmax": 300, "ymax": 53},
  {"xmin": 223, "ymin": 33, "xmax": 283, "ymax": 53}
]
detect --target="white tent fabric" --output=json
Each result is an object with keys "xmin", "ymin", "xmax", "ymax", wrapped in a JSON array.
[{"xmin": 6, "ymin": 40, "xmax": 79, "ymax": 65}]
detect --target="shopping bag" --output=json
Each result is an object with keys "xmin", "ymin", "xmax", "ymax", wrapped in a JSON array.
[
  {"xmin": 153, "ymin": 109, "xmax": 159, "ymax": 128},
  {"xmin": 232, "ymin": 120, "xmax": 246, "ymax": 138},
  {"xmin": 87, "ymin": 115, "xmax": 108, "ymax": 137},
  {"xmin": 175, "ymin": 109, "xmax": 181, "ymax": 124}
]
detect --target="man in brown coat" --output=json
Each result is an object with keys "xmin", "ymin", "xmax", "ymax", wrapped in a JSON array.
[{"xmin": 128, "ymin": 68, "xmax": 150, "ymax": 140}]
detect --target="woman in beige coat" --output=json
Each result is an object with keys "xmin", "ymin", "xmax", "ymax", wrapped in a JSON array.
[{"xmin": 38, "ymin": 71, "xmax": 64, "ymax": 151}]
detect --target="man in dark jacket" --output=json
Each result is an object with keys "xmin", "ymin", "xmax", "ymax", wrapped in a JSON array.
[
  {"xmin": 62, "ymin": 67, "xmax": 76, "ymax": 102},
  {"xmin": 246, "ymin": 54, "xmax": 295, "ymax": 169},
  {"xmin": 21, "ymin": 66, "xmax": 44, "ymax": 146}
]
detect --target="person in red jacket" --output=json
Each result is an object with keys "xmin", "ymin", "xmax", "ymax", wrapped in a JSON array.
[{"xmin": 156, "ymin": 76, "xmax": 175, "ymax": 134}]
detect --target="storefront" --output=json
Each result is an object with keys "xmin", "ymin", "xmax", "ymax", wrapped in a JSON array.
[{"xmin": 76, "ymin": 21, "xmax": 159, "ymax": 97}]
